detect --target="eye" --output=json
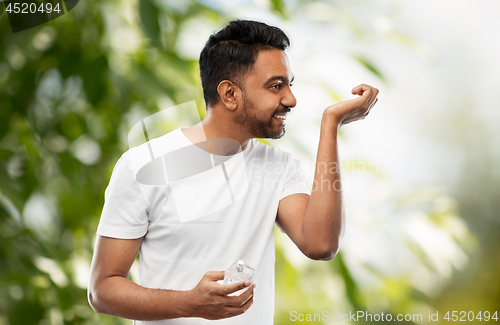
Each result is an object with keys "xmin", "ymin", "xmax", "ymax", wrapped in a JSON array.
[{"xmin": 271, "ymin": 84, "xmax": 281, "ymax": 90}]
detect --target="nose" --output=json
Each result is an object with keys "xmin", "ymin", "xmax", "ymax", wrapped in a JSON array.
[{"xmin": 282, "ymin": 86, "xmax": 297, "ymax": 109}]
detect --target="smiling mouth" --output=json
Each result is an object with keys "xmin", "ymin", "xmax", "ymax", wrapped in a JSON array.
[{"xmin": 272, "ymin": 113, "xmax": 287, "ymax": 120}]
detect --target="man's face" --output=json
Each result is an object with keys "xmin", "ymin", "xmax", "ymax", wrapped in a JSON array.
[{"xmin": 234, "ymin": 49, "xmax": 297, "ymax": 139}]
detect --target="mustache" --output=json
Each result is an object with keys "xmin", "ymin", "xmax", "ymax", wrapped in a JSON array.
[{"xmin": 273, "ymin": 107, "xmax": 292, "ymax": 115}]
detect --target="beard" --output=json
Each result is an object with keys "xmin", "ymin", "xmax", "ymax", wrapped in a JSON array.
[{"xmin": 234, "ymin": 92, "xmax": 286, "ymax": 139}]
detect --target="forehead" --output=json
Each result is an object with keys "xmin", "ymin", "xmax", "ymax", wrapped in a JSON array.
[{"xmin": 245, "ymin": 49, "xmax": 293, "ymax": 83}]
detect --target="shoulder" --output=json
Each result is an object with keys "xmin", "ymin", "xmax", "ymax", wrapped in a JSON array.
[
  {"xmin": 123, "ymin": 128, "xmax": 187, "ymax": 173},
  {"xmin": 127, "ymin": 128, "xmax": 184, "ymax": 156}
]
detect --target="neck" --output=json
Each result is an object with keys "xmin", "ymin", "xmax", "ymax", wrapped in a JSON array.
[
  {"xmin": 181, "ymin": 107, "xmax": 252, "ymax": 155},
  {"xmin": 202, "ymin": 112, "xmax": 252, "ymax": 151}
]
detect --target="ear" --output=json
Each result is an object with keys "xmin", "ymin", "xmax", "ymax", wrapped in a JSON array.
[{"xmin": 217, "ymin": 80, "xmax": 241, "ymax": 111}]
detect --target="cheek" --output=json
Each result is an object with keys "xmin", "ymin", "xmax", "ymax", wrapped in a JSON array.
[{"xmin": 259, "ymin": 94, "xmax": 281, "ymax": 109}]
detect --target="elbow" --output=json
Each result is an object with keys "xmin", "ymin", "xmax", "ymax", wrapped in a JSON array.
[
  {"xmin": 88, "ymin": 286, "xmax": 105, "ymax": 315},
  {"xmin": 305, "ymin": 244, "xmax": 339, "ymax": 261}
]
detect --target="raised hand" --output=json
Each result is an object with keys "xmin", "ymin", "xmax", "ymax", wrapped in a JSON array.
[{"xmin": 324, "ymin": 84, "xmax": 379, "ymax": 127}]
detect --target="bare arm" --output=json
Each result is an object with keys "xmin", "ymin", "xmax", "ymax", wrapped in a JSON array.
[
  {"xmin": 276, "ymin": 84, "xmax": 379, "ymax": 261},
  {"xmin": 88, "ymin": 235, "xmax": 255, "ymax": 321}
]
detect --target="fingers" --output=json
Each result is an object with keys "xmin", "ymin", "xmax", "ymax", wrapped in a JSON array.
[
  {"xmin": 218, "ymin": 280, "xmax": 253, "ymax": 296},
  {"xmin": 353, "ymin": 84, "xmax": 379, "ymax": 112},
  {"xmin": 238, "ymin": 284, "xmax": 255, "ymax": 305},
  {"xmin": 238, "ymin": 293, "xmax": 254, "ymax": 312},
  {"xmin": 351, "ymin": 84, "xmax": 363, "ymax": 95},
  {"xmin": 351, "ymin": 84, "xmax": 373, "ymax": 98},
  {"xmin": 352, "ymin": 84, "xmax": 379, "ymax": 102},
  {"xmin": 203, "ymin": 271, "xmax": 225, "ymax": 281},
  {"xmin": 223, "ymin": 296, "xmax": 254, "ymax": 318},
  {"xmin": 368, "ymin": 88, "xmax": 379, "ymax": 108},
  {"xmin": 193, "ymin": 272, "xmax": 257, "ymax": 320},
  {"xmin": 225, "ymin": 284, "xmax": 255, "ymax": 307},
  {"xmin": 365, "ymin": 92, "xmax": 379, "ymax": 117},
  {"xmin": 337, "ymin": 85, "xmax": 379, "ymax": 126}
]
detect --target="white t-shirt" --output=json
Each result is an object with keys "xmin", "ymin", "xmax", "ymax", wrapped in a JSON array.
[{"xmin": 97, "ymin": 127, "xmax": 310, "ymax": 324}]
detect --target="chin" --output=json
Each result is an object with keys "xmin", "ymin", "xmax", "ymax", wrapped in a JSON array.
[{"xmin": 266, "ymin": 127, "xmax": 286, "ymax": 140}]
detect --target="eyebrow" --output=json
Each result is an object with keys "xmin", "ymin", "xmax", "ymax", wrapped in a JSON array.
[{"xmin": 264, "ymin": 75, "xmax": 295, "ymax": 85}]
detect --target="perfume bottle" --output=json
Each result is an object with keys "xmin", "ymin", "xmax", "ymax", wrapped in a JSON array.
[{"xmin": 224, "ymin": 260, "xmax": 255, "ymax": 296}]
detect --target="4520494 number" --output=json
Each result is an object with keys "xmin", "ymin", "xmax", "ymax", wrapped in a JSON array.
[
  {"xmin": 5, "ymin": 2, "xmax": 61, "ymax": 14},
  {"xmin": 444, "ymin": 311, "xmax": 498, "ymax": 322}
]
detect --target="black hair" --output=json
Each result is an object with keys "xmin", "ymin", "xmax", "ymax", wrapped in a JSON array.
[{"xmin": 199, "ymin": 19, "xmax": 290, "ymax": 108}]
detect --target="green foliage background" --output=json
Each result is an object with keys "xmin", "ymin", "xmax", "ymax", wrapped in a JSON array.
[{"xmin": 0, "ymin": 0, "xmax": 498, "ymax": 324}]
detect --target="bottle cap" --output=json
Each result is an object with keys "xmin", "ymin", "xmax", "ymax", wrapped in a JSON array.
[{"xmin": 237, "ymin": 260, "xmax": 245, "ymax": 272}]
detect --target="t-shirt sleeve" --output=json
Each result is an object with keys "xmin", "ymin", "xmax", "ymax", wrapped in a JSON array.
[
  {"xmin": 97, "ymin": 152, "xmax": 150, "ymax": 239},
  {"xmin": 279, "ymin": 154, "xmax": 310, "ymax": 201}
]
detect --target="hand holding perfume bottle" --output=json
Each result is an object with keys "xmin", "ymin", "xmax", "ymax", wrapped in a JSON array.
[{"xmin": 224, "ymin": 260, "xmax": 255, "ymax": 296}]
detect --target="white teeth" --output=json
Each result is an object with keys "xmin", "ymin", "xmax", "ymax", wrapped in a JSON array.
[{"xmin": 273, "ymin": 114, "xmax": 286, "ymax": 119}]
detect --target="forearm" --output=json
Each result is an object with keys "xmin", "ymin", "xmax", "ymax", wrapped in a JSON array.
[
  {"xmin": 302, "ymin": 112, "xmax": 344, "ymax": 259},
  {"xmin": 89, "ymin": 276, "xmax": 192, "ymax": 321}
]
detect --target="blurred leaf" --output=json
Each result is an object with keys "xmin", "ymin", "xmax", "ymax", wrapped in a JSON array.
[
  {"xmin": 139, "ymin": 0, "xmax": 161, "ymax": 43},
  {"xmin": 334, "ymin": 252, "xmax": 362, "ymax": 310},
  {"xmin": 256, "ymin": 138, "xmax": 272, "ymax": 146},
  {"xmin": 0, "ymin": 148, "xmax": 13, "ymax": 160},
  {"xmin": 326, "ymin": 88, "xmax": 343, "ymax": 103},
  {"xmin": 64, "ymin": 0, "xmax": 79, "ymax": 12},
  {"xmin": 354, "ymin": 55, "xmax": 386, "ymax": 84},
  {"xmin": 9, "ymin": 299, "xmax": 45, "ymax": 325},
  {"xmin": 270, "ymin": 0, "xmax": 289, "ymax": 20},
  {"xmin": 342, "ymin": 159, "xmax": 385, "ymax": 178}
]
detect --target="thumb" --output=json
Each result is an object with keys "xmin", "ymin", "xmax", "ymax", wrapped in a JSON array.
[
  {"xmin": 351, "ymin": 84, "xmax": 371, "ymax": 98},
  {"xmin": 351, "ymin": 84, "xmax": 363, "ymax": 95}
]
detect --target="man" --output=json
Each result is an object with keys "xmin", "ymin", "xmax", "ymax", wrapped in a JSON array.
[{"xmin": 88, "ymin": 20, "xmax": 378, "ymax": 324}]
